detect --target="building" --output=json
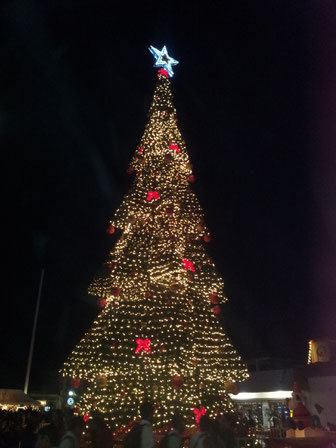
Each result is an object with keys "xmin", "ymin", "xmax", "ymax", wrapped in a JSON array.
[{"xmin": 230, "ymin": 342, "xmax": 336, "ymax": 429}]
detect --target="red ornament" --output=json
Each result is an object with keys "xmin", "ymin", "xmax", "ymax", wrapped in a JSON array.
[
  {"xmin": 135, "ymin": 338, "xmax": 151, "ymax": 354},
  {"xmin": 193, "ymin": 407, "xmax": 206, "ymax": 424},
  {"xmin": 126, "ymin": 166, "xmax": 134, "ymax": 175},
  {"xmin": 203, "ymin": 235, "xmax": 211, "ymax": 243},
  {"xmin": 165, "ymin": 207, "xmax": 173, "ymax": 216},
  {"xmin": 158, "ymin": 68, "xmax": 169, "ymax": 78},
  {"xmin": 182, "ymin": 258, "xmax": 195, "ymax": 272},
  {"xmin": 193, "ymin": 358, "xmax": 198, "ymax": 365},
  {"xmin": 213, "ymin": 305, "xmax": 221, "ymax": 315},
  {"xmin": 169, "ymin": 142, "xmax": 180, "ymax": 153},
  {"xmin": 166, "ymin": 298, "xmax": 173, "ymax": 306},
  {"xmin": 98, "ymin": 297, "xmax": 107, "ymax": 308},
  {"xmin": 209, "ymin": 293, "xmax": 219, "ymax": 304},
  {"xmin": 120, "ymin": 390, "xmax": 126, "ymax": 398},
  {"xmin": 111, "ymin": 287, "xmax": 121, "ymax": 297},
  {"xmin": 171, "ymin": 376, "xmax": 183, "ymax": 389},
  {"xmin": 164, "ymin": 154, "xmax": 173, "ymax": 163},
  {"xmin": 106, "ymin": 224, "xmax": 115, "ymax": 235},
  {"xmin": 83, "ymin": 414, "xmax": 89, "ymax": 422},
  {"xmin": 71, "ymin": 377, "xmax": 81, "ymax": 389},
  {"xmin": 138, "ymin": 146, "xmax": 143, "ymax": 155},
  {"xmin": 189, "ymin": 174, "xmax": 195, "ymax": 183},
  {"xmin": 145, "ymin": 291, "xmax": 151, "ymax": 298},
  {"xmin": 146, "ymin": 191, "xmax": 160, "ymax": 201}
]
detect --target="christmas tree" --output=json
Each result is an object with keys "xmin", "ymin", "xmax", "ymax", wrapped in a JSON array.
[{"xmin": 62, "ymin": 46, "xmax": 248, "ymax": 427}]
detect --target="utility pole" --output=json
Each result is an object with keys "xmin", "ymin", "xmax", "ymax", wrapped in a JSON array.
[{"xmin": 24, "ymin": 268, "xmax": 45, "ymax": 395}]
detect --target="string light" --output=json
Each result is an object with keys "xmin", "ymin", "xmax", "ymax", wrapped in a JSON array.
[
  {"xmin": 61, "ymin": 66, "xmax": 248, "ymax": 428},
  {"xmin": 307, "ymin": 340, "xmax": 312, "ymax": 364}
]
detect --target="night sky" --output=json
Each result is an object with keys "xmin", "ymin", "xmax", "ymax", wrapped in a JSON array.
[{"xmin": 2, "ymin": 1, "xmax": 336, "ymax": 392}]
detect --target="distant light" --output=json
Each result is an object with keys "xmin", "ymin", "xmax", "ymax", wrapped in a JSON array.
[
  {"xmin": 68, "ymin": 390, "xmax": 74, "ymax": 396},
  {"xmin": 230, "ymin": 391, "xmax": 292, "ymax": 401},
  {"xmin": 67, "ymin": 397, "xmax": 74, "ymax": 406},
  {"xmin": 39, "ymin": 400, "xmax": 47, "ymax": 406},
  {"xmin": 44, "ymin": 406, "xmax": 51, "ymax": 412}
]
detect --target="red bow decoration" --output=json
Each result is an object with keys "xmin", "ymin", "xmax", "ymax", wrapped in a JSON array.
[
  {"xmin": 138, "ymin": 146, "xmax": 143, "ymax": 155},
  {"xmin": 182, "ymin": 258, "xmax": 195, "ymax": 272},
  {"xmin": 158, "ymin": 68, "xmax": 169, "ymax": 78},
  {"xmin": 135, "ymin": 338, "xmax": 151, "ymax": 354},
  {"xmin": 146, "ymin": 191, "xmax": 160, "ymax": 201},
  {"xmin": 193, "ymin": 407, "xmax": 206, "ymax": 424},
  {"xmin": 169, "ymin": 142, "xmax": 180, "ymax": 153}
]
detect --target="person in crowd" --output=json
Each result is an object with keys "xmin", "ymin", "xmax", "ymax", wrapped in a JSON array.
[
  {"xmin": 62, "ymin": 409, "xmax": 74, "ymax": 435},
  {"xmin": 189, "ymin": 415, "xmax": 211, "ymax": 448},
  {"xmin": 50, "ymin": 410, "xmax": 65, "ymax": 444},
  {"xmin": 123, "ymin": 402, "xmax": 154, "ymax": 448},
  {"xmin": 207, "ymin": 419, "xmax": 224, "ymax": 448},
  {"xmin": 140, "ymin": 402, "xmax": 154, "ymax": 448},
  {"xmin": 58, "ymin": 416, "xmax": 85, "ymax": 448},
  {"xmin": 219, "ymin": 413, "xmax": 235, "ymax": 448},
  {"xmin": 160, "ymin": 412, "xmax": 184, "ymax": 448},
  {"xmin": 35, "ymin": 424, "xmax": 59, "ymax": 448},
  {"xmin": 21, "ymin": 416, "xmax": 39, "ymax": 448},
  {"xmin": 88, "ymin": 414, "xmax": 114, "ymax": 448}
]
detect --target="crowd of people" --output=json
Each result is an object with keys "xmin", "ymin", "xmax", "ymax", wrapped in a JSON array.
[
  {"xmin": 0, "ymin": 404, "xmax": 243, "ymax": 448},
  {"xmin": 0, "ymin": 407, "xmax": 116, "ymax": 448}
]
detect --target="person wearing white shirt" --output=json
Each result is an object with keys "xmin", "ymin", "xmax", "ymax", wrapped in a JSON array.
[
  {"xmin": 140, "ymin": 402, "xmax": 154, "ymax": 448},
  {"xmin": 58, "ymin": 416, "xmax": 84, "ymax": 448}
]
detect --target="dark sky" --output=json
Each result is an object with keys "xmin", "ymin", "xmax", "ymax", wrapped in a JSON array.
[{"xmin": 2, "ymin": 1, "xmax": 336, "ymax": 392}]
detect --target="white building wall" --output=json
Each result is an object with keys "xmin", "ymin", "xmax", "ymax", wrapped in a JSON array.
[{"xmin": 306, "ymin": 376, "xmax": 336, "ymax": 426}]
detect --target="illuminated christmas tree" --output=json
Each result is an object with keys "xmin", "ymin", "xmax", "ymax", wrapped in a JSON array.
[{"xmin": 62, "ymin": 46, "xmax": 248, "ymax": 427}]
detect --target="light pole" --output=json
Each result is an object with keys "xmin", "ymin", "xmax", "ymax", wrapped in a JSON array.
[{"xmin": 24, "ymin": 268, "xmax": 45, "ymax": 395}]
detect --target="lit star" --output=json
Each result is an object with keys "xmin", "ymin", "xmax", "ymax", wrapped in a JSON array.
[{"xmin": 149, "ymin": 45, "xmax": 179, "ymax": 77}]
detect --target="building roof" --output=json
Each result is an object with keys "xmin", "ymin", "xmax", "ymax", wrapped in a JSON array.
[
  {"xmin": 239, "ymin": 369, "xmax": 295, "ymax": 393},
  {"xmin": 0, "ymin": 389, "xmax": 41, "ymax": 407}
]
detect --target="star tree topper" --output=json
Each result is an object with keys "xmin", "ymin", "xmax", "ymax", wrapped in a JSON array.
[{"xmin": 149, "ymin": 45, "xmax": 179, "ymax": 77}]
